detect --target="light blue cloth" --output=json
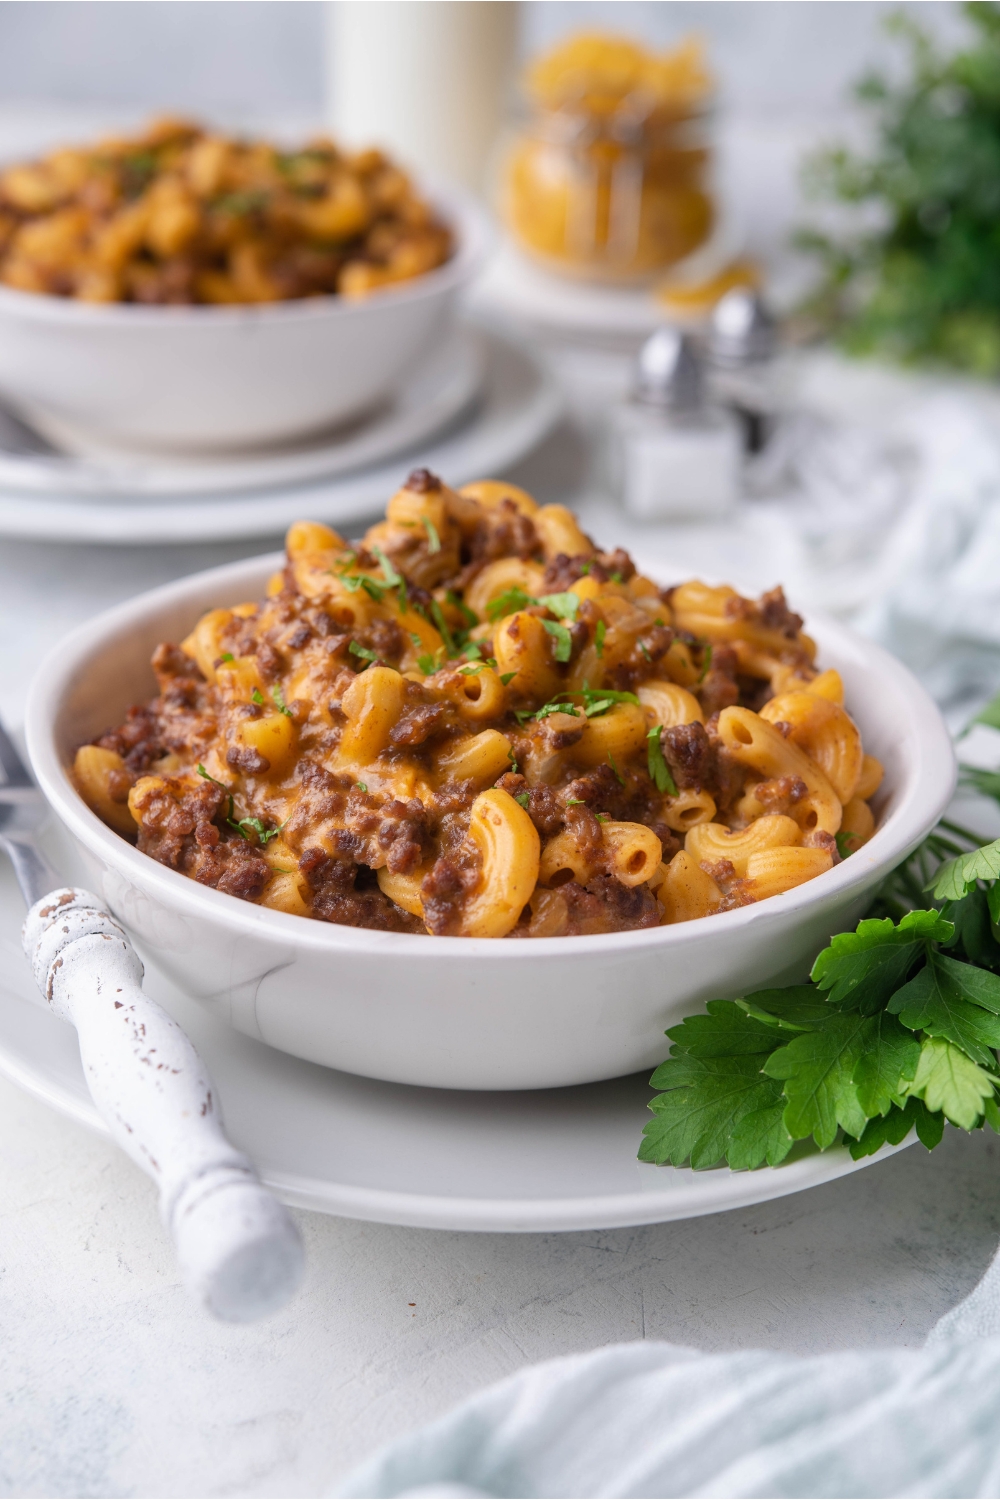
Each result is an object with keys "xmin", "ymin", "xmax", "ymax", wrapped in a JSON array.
[{"xmin": 339, "ymin": 1241, "xmax": 1000, "ymax": 1498}]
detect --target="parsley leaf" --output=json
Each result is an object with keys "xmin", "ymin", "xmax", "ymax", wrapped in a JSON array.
[
  {"xmin": 271, "ymin": 684, "xmax": 292, "ymax": 718},
  {"xmin": 428, "ymin": 600, "xmax": 456, "ymax": 657},
  {"xmin": 664, "ymin": 999, "xmax": 786, "ymax": 1057},
  {"xmin": 640, "ymin": 1052, "xmax": 789, "ymax": 1169},
  {"xmin": 595, "ymin": 619, "xmax": 606, "ymax": 658},
  {"xmin": 446, "ymin": 590, "xmax": 478, "ymax": 629},
  {"xmin": 355, "ymin": 782, "xmax": 368, "ymax": 793},
  {"xmin": 608, "ymin": 752, "xmax": 625, "ymax": 786},
  {"xmin": 349, "ymin": 640, "xmax": 378, "ymax": 665},
  {"xmin": 218, "ymin": 652, "xmax": 234, "ymax": 664},
  {"xmin": 251, "ymin": 687, "xmax": 265, "ymax": 705},
  {"xmin": 542, "ymin": 618, "xmax": 573, "ymax": 662},
  {"xmin": 810, "ymin": 910, "xmax": 954, "ymax": 1014},
  {"xmin": 737, "ymin": 986, "xmax": 833, "ymax": 1032},
  {"xmin": 422, "ymin": 515, "xmax": 441, "ymax": 554},
  {"xmin": 698, "ymin": 641, "xmax": 713, "ymax": 684},
  {"xmin": 228, "ymin": 814, "xmax": 287, "ymax": 846},
  {"xmin": 835, "ymin": 830, "xmax": 856, "ymax": 859},
  {"xmin": 971, "ymin": 689, "xmax": 1000, "ymax": 732},
  {"xmin": 647, "ymin": 725, "xmax": 678, "ymax": 796},
  {"xmin": 339, "ymin": 572, "xmax": 387, "ymax": 602},
  {"xmin": 888, "ymin": 952, "xmax": 1000, "ymax": 1067},
  {"xmin": 486, "ymin": 587, "xmax": 535, "ymax": 622},
  {"xmin": 371, "ymin": 544, "xmax": 402, "ymax": 588},
  {"xmin": 943, "ymin": 886, "xmax": 1000, "ymax": 970},
  {"xmin": 514, "ymin": 791, "xmax": 530, "ymax": 810},
  {"xmin": 849, "ymin": 1096, "xmax": 943, "ymax": 1159},
  {"xmin": 853, "ymin": 1011, "xmax": 921, "ymax": 1118},
  {"xmin": 197, "ymin": 763, "xmax": 227, "ymax": 789},
  {"xmin": 763, "ymin": 1011, "xmax": 874, "ymax": 1147},
  {"xmin": 500, "ymin": 672, "xmax": 517, "ymax": 686},
  {"xmin": 905, "ymin": 1036, "xmax": 998, "ymax": 1131},
  {"xmin": 538, "ymin": 591, "xmax": 580, "ymax": 621},
  {"xmin": 931, "ymin": 837, "xmax": 1000, "ymax": 901}
]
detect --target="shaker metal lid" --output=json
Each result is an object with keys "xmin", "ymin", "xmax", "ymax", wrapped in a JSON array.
[
  {"xmin": 708, "ymin": 288, "xmax": 776, "ymax": 367},
  {"xmin": 633, "ymin": 327, "xmax": 704, "ymax": 411}
]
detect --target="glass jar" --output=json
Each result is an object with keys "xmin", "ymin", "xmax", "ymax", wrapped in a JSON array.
[{"xmin": 500, "ymin": 93, "xmax": 715, "ymax": 285}]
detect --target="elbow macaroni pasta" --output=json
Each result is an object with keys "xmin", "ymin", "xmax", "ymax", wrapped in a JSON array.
[{"xmin": 73, "ymin": 468, "xmax": 884, "ymax": 937}]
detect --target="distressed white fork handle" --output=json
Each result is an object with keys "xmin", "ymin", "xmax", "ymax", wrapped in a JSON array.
[{"xmin": 22, "ymin": 887, "xmax": 304, "ymax": 1322}]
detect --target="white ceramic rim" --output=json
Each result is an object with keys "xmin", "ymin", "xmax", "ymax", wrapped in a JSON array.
[
  {"xmin": 25, "ymin": 549, "xmax": 958, "ymax": 969},
  {"xmin": 0, "ymin": 184, "xmax": 490, "ymax": 326}
]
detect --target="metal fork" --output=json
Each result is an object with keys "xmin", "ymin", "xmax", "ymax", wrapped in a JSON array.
[{"xmin": 0, "ymin": 716, "xmax": 303, "ymax": 1321}]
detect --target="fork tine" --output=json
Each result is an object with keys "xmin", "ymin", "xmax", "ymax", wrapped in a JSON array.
[{"xmin": 0, "ymin": 717, "xmax": 32, "ymax": 787}]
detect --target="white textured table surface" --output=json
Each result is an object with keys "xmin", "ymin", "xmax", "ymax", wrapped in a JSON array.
[{"xmin": 2, "ymin": 406, "xmax": 1000, "ymax": 1500}]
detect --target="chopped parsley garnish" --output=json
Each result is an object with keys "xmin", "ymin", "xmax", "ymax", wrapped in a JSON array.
[
  {"xmin": 538, "ymin": 591, "xmax": 580, "ymax": 622},
  {"xmin": 595, "ymin": 811, "xmax": 610, "ymax": 822},
  {"xmin": 647, "ymin": 725, "xmax": 678, "ymax": 796},
  {"xmin": 349, "ymin": 640, "xmax": 378, "ymax": 665},
  {"xmin": 594, "ymin": 620, "xmax": 606, "ymax": 658},
  {"xmin": 371, "ymin": 544, "xmax": 402, "ymax": 588},
  {"xmin": 355, "ymin": 782, "xmax": 368, "ymax": 793},
  {"xmin": 229, "ymin": 814, "xmax": 287, "ymax": 846},
  {"xmin": 271, "ymin": 684, "xmax": 292, "ymax": 718},
  {"xmin": 507, "ymin": 749, "xmax": 519, "ymax": 773},
  {"xmin": 638, "ymin": 641, "xmax": 652, "ymax": 662},
  {"xmin": 500, "ymin": 672, "xmax": 517, "ymax": 686},
  {"xmin": 486, "ymin": 586, "xmax": 535, "ymax": 622},
  {"xmin": 197, "ymin": 764, "xmax": 227, "ymax": 790},
  {"xmin": 698, "ymin": 641, "xmax": 713, "ymax": 684},
  {"xmin": 446, "ymin": 590, "xmax": 478, "ymax": 629},
  {"xmin": 579, "ymin": 684, "xmax": 639, "ymax": 714},
  {"xmin": 835, "ymin": 831, "xmax": 857, "ymax": 860},
  {"xmin": 339, "ymin": 572, "xmax": 387, "ymax": 603},
  {"xmin": 608, "ymin": 753, "xmax": 626, "ymax": 786},
  {"xmin": 514, "ymin": 791, "xmax": 531, "ymax": 810},
  {"xmin": 251, "ymin": 687, "xmax": 265, "ymax": 705},
  {"xmin": 485, "ymin": 587, "xmax": 581, "ymax": 627},
  {"xmin": 429, "ymin": 599, "xmax": 456, "ymax": 657},
  {"xmin": 609, "ymin": 571, "xmax": 623, "ymax": 584},
  {"xmin": 542, "ymin": 618, "xmax": 573, "ymax": 663},
  {"xmin": 516, "ymin": 683, "xmax": 639, "ymax": 726},
  {"xmin": 417, "ymin": 648, "xmax": 445, "ymax": 675},
  {"xmin": 422, "ymin": 516, "xmax": 441, "ymax": 554},
  {"xmin": 218, "ymin": 652, "xmax": 234, "ymax": 664},
  {"xmin": 565, "ymin": 798, "xmax": 585, "ymax": 806}
]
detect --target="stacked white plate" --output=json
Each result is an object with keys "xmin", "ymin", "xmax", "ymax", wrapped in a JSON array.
[{"xmin": 0, "ymin": 324, "xmax": 561, "ymax": 544}]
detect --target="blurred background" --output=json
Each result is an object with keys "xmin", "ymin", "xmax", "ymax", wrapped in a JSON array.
[{"xmin": 0, "ymin": 3, "xmax": 964, "ymax": 121}]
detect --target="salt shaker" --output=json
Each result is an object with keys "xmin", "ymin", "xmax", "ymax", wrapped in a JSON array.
[
  {"xmin": 614, "ymin": 327, "xmax": 741, "ymax": 521},
  {"xmin": 706, "ymin": 288, "xmax": 781, "ymax": 453}
]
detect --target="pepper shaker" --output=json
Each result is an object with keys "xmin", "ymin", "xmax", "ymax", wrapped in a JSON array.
[{"xmin": 706, "ymin": 287, "xmax": 782, "ymax": 453}]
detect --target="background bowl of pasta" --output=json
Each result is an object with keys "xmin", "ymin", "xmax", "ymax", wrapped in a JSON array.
[
  {"xmin": 25, "ymin": 480, "xmax": 955, "ymax": 1091},
  {"xmin": 0, "ymin": 119, "xmax": 486, "ymax": 452}
]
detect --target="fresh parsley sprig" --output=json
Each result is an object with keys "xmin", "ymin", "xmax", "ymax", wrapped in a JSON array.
[{"xmin": 641, "ymin": 812, "xmax": 1000, "ymax": 1170}]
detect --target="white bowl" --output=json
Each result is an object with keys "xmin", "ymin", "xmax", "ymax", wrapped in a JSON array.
[
  {"xmin": 0, "ymin": 191, "xmax": 487, "ymax": 454},
  {"xmin": 26, "ymin": 552, "xmax": 956, "ymax": 1091}
]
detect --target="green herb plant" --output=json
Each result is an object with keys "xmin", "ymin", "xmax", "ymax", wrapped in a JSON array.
[{"xmin": 797, "ymin": 2, "xmax": 1000, "ymax": 376}]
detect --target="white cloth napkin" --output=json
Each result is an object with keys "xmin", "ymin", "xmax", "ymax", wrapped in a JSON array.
[{"xmin": 338, "ymin": 1237, "xmax": 1000, "ymax": 1498}]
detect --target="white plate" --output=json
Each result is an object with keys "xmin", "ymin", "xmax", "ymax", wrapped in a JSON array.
[
  {"xmin": 0, "ymin": 823, "xmax": 911, "ymax": 1232},
  {"xmin": 0, "ymin": 327, "xmax": 561, "ymax": 545},
  {"xmin": 3, "ymin": 328, "xmax": 483, "ymax": 498}
]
